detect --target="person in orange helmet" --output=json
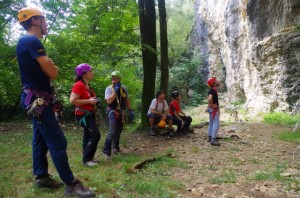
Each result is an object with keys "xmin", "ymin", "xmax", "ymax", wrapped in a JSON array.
[
  {"xmin": 207, "ymin": 77, "xmax": 221, "ymax": 146},
  {"xmin": 17, "ymin": 7, "xmax": 95, "ymax": 197}
]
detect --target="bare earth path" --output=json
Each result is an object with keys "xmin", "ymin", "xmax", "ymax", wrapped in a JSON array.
[{"xmin": 125, "ymin": 105, "xmax": 300, "ymax": 198}]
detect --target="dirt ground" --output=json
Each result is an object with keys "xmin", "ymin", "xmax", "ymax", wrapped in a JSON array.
[
  {"xmin": 125, "ymin": 104, "xmax": 300, "ymax": 198},
  {"xmin": 1, "ymin": 101, "xmax": 300, "ymax": 198}
]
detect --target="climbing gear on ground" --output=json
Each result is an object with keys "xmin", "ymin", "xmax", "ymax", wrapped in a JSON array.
[{"xmin": 18, "ymin": 7, "xmax": 44, "ymax": 23}]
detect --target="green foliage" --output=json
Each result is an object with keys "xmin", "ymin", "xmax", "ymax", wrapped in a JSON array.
[
  {"xmin": 274, "ymin": 131, "xmax": 300, "ymax": 144},
  {"xmin": 294, "ymin": 24, "xmax": 300, "ymax": 31},
  {"xmin": 251, "ymin": 164, "xmax": 289, "ymax": 182},
  {"xmin": 210, "ymin": 169, "xmax": 237, "ymax": 184},
  {"xmin": 169, "ymin": 55, "xmax": 206, "ymax": 106},
  {"xmin": 263, "ymin": 112, "xmax": 300, "ymax": 126}
]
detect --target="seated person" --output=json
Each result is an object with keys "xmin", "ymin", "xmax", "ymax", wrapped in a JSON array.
[
  {"xmin": 147, "ymin": 90, "xmax": 174, "ymax": 136},
  {"xmin": 169, "ymin": 91, "xmax": 193, "ymax": 133}
]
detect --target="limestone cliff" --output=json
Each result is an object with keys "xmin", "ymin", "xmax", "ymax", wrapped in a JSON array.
[{"xmin": 191, "ymin": 0, "xmax": 300, "ymax": 113}]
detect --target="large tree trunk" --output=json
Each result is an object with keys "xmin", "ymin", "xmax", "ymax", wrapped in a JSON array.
[
  {"xmin": 158, "ymin": 0, "xmax": 169, "ymax": 95},
  {"xmin": 138, "ymin": 0, "xmax": 157, "ymax": 127}
]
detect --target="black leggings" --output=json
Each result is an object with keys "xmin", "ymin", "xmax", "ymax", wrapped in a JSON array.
[
  {"xmin": 172, "ymin": 115, "xmax": 192, "ymax": 131},
  {"xmin": 77, "ymin": 113, "xmax": 101, "ymax": 162}
]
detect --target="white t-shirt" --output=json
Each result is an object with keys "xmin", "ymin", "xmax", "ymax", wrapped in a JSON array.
[{"xmin": 147, "ymin": 98, "xmax": 169, "ymax": 115}]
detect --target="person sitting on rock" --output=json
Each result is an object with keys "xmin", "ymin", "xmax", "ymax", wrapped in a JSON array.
[
  {"xmin": 169, "ymin": 91, "xmax": 193, "ymax": 133},
  {"xmin": 147, "ymin": 90, "xmax": 174, "ymax": 137}
]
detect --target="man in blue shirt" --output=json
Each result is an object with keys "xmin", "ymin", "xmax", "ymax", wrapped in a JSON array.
[{"xmin": 17, "ymin": 7, "xmax": 95, "ymax": 197}]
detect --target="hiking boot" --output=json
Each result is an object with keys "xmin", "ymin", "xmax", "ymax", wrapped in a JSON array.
[
  {"xmin": 65, "ymin": 179, "xmax": 96, "ymax": 197},
  {"xmin": 186, "ymin": 127, "xmax": 194, "ymax": 133},
  {"xmin": 168, "ymin": 127, "xmax": 175, "ymax": 137},
  {"xmin": 210, "ymin": 138, "xmax": 221, "ymax": 146},
  {"xmin": 35, "ymin": 176, "xmax": 63, "ymax": 189},
  {"xmin": 207, "ymin": 136, "xmax": 212, "ymax": 142},
  {"xmin": 103, "ymin": 153, "xmax": 111, "ymax": 160},
  {"xmin": 83, "ymin": 161, "xmax": 98, "ymax": 167},
  {"xmin": 149, "ymin": 128, "xmax": 156, "ymax": 136}
]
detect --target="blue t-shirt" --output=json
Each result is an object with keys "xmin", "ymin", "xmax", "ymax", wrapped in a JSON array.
[{"xmin": 16, "ymin": 35, "xmax": 52, "ymax": 92}]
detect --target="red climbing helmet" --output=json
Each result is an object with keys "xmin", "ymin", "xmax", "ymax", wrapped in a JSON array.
[
  {"xmin": 75, "ymin": 63, "xmax": 91, "ymax": 77},
  {"xmin": 207, "ymin": 77, "xmax": 216, "ymax": 87}
]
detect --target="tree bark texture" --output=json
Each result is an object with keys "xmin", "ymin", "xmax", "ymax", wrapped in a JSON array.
[
  {"xmin": 138, "ymin": 0, "xmax": 157, "ymax": 127},
  {"xmin": 158, "ymin": 0, "xmax": 169, "ymax": 95}
]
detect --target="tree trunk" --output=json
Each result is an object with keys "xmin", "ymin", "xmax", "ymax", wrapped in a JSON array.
[
  {"xmin": 158, "ymin": 0, "xmax": 169, "ymax": 95},
  {"xmin": 138, "ymin": 0, "xmax": 157, "ymax": 127}
]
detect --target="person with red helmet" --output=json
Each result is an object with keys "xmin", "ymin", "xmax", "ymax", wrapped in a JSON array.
[
  {"xmin": 207, "ymin": 77, "xmax": 221, "ymax": 146},
  {"xmin": 169, "ymin": 91, "xmax": 193, "ymax": 133},
  {"xmin": 69, "ymin": 63, "xmax": 101, "ymax": 167},
  {"xmin": 17, "ymin": 7, "xmax": 95, "ymax": 197}
]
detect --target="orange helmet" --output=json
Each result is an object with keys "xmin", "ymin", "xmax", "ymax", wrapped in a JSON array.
[
  {"xmin": 157, "ymin": 119, "xmax": 166, "ymax": 129},
  {"xmin": 18, "ymin": 7, "xmax": 44, "ymax": 23},
  {"xmin": 207, "ymin": 77, "xmax": 216, "ymax": 88}
]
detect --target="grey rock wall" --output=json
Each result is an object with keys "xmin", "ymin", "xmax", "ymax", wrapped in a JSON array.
[{"xmin": 191, "ymin": 0, "xmax": 300, "ymax": 113}]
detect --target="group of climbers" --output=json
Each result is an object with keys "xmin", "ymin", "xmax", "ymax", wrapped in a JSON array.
[
  {"xmin": 16, "ymin": 6, "xmax": 221, "ymax": 198},
  {"xmin": 147, "ymin": 78, "xmax": 221, "ymax": 147},
  {"xmin": 147, "ymin": 90, "xmax": 193, "ymax": 137}
]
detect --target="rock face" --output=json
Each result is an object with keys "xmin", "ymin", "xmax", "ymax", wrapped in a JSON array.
[{"xmin": 191, "ymin": 0, "xmax": 300, "ymax": 113}]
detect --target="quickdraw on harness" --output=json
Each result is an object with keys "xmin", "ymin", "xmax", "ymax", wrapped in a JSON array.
[
  {"xmin": 75, "ymin": 107, "xmax": 92, "ymax": 127},
  {"xmin": 24, "ymin": 88, "xmax": 54, "ymax": 122},
  {"xmin": 75, "ymin": 80, "xmax": 96, "ymax": 127},
  {"xmin": 111, "ymin": 84, "xmax": 125, "ymax": 123}
]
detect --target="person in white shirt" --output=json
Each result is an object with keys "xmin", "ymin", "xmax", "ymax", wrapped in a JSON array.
[{"xmin": 147, "ymin": 90, "xmax": 174, "ymax": 136}]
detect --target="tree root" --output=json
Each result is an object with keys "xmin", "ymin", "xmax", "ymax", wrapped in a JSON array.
[{"xmin": 133, "ymin": 153, "xmax": 172, "ymax": 170}]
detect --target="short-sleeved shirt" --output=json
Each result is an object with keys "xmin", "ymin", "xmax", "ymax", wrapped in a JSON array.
[
  {"xmin": 147, "ymin": 98, "xmax": 168, "ymax": 115},
  {"xmin": 105, "ymin": 85, "xmax": 128, "ymax": 110},
  {"xmin": 208, "ymin": 88, "xmax": 219, "ymax": 106},
  {"xmin": 16, "ymin": 35, "xmax": 52, "ymax": 92},
  {"xmin": 71, "ymin": 81, "xmax": 96, "ymax": 115},
  {"xmin": 169, "ymin": 100, "xmax": 180, "ymax": 116}
]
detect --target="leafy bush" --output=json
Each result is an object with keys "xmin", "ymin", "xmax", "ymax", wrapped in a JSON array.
[{"xmin": 263, "ymin": 112, "xmax": 300, "ymax": 126}]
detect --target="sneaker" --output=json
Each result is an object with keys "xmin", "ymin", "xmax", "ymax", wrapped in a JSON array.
[
  {"xmin": 210, "ymin": 138, "xmax": 221, "ymax": 146},
  {"xmin": 149, "ymin": 128, "xmax": 156, "ymax": 136},
  {"xmin": 65, "ymin": 179, "xmax": 96, "ymax": 197},
  {"xmin": 35, "ymin": 176, "xmax": 63, "ymax": 189},
  {"xmin": 113, "ymin": 148, "xmax": 123, "ymax": 155},
  {"xmin": 92, "ymin": 158, "xmax": 99, "ymax": 163},
  {"xmin": 84, "ymin": 161, "xmax": 98, "ymax": 167},
  {"xmin": 103, "ymin": 153, "xmax": 111, "ymax": 160}
]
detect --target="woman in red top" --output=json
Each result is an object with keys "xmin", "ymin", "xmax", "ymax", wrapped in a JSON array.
[
  {"xmin": 69, "ymin": 63, "xmax": 101, "ymax": 167},
  {"xmin": 169, "ymin": 91, "xmax": 193, "ymax": 133}
]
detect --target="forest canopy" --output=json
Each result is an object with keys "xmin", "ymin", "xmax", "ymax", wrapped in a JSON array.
[{"xmin": 0, "ymin": 0, "xmax": 205, "ymax": 122}]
